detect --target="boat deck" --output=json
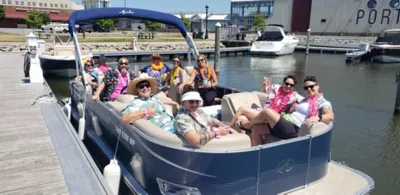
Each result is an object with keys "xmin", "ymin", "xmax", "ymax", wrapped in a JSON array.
[{"xmin": 0, "ymin": 53, "xmax": 111, "ymax": 194}]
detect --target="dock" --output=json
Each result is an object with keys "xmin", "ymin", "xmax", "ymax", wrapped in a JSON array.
[{"xmin": 0, "ymin": 53, "xmax": 111, "ymax": 194}]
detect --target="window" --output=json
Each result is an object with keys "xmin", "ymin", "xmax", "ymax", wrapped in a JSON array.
[
  {"xmin": 60, "ymin": 4, "xmax": 63, "ymax": 8},
  {"xmin": 1, "ymin": 0, "xmax": 4, "ymax": 4},
  {"xmin": 65, "ymin": 4, "xmax": 67, "ymax": 8},
  {"xmin": 27, "ymin": 1, "xmax": 30, "ymax": 6},
  {"xmin": 15, "ymin": 1, "xmax": 18, "ymax": 5},
  {"xmin": 39, "ymin": 3, "xmax": 42, "ymax": 6},
  {"xmin": 8, "ymin": 0, "xmax": 11, "ymax": 4},
  {"xmin": 50, "ymin": 3, "xmax": 52, "ymax": 7},
  {"xmin": 32, "ymin": 2, "xmax": 36, "ymax": 6},
  {"xmin": 54, "ymin": 4, "xmax": 57, "ymax": 7},
  {"xmin": 20, "ymin": 1, "xmax": 23, "ymax": 5},
  {"xmin": 321, "ymin": 19, "xmax": 326, "ymax": 23},
  {"xmin": 44, "ymin": 3, "xmax": 47, "ymax": 7}
]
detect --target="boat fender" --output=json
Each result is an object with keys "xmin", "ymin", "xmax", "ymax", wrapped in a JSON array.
[
  {"xmin": 78, "ymin": 117, "xmax": 85, "ymax": 140},
  {"xmin": 64, "ymin": 101, "xmax": 72, "ymax": 121},
  {"xmin": 77, "ymin": 102, "xmax": 84, "ymax": 118},
  {"xmin": 130, "ymin": 153, "xmax": 146, "ymax": 188},
  {"xmin": 104, "ymin": 159, "xmax": 121, "ymax": 195},
  {"xmin": 91, "ymin": 116, "xmax": 102, "ymax": 136},
  {"xmin": 23, "ymin": 52, "xmax": 30, "ymax": 78}
]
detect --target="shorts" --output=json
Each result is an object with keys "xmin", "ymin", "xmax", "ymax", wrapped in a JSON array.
[{"xmin": 268, "ymin": 116, "xmax": 299, "ymax": 139}]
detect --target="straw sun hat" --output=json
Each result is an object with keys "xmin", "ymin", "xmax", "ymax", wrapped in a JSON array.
[{"xmin": 127, "ymin": 73, "xmax": 158, "ymax": 95}]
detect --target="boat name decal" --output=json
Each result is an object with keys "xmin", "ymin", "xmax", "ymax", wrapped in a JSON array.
[
  {"xmin": 120, "ymin": 10, "xmax": 135, "ymax": 15},
  {"xmin": 115, "ymin": 126, "xmax": 136, "ymax": 146},
  {"xmin": 277, "ymin": 159, "xmax": 295, "ymax": 174}
]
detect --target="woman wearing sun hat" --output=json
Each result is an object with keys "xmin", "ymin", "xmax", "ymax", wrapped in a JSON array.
[
  {"xmin": 174, "ymin": 85, "xmax": 231, "ymax": 147},
  {"xmin": 121, "ymin": 73, "xmax": 176, "ymax": 133}
]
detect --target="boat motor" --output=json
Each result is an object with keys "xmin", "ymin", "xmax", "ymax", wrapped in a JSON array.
[{"xmin": 25, "ymin": 33, "xmax": 44, "ymax": 83}]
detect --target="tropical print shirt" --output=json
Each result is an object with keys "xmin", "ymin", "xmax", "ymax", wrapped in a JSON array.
[
  {"xmin": 174, "ymin": 108, "xmax": 212, "ymax": 145},
  {"xmin": 101, "ymin": 69, "xmax": 135, "ymax": 101},
  {"xmin": 141, "ymin": 64, "xmax": 171, "ymax": 87},
  {"xmin": 121, "ymin": 95, "xmax": 175, "ymax": 132}
]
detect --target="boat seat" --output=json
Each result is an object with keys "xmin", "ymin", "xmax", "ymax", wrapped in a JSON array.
[
  {"xmin": 54, "ymin": 45, "xmax": 75, "ymax": 56},
  {"xmin": 168, "ymin": 66, "xmax": 196, "ymax": 104},
  {"xmin": 105, "ymin": 95, "xmax": 251, "ymax": 150}
]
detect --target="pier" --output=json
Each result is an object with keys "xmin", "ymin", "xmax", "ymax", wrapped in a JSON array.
[{"xmin": 0, "ymin": 53, "xmax": 111, "ymax": 194}]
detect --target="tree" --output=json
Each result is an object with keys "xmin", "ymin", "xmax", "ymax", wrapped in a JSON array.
[
  {"xmin": 180, "ymin": 12, "xmax": 191, "ymax": 30},
  {"xmin": 95, "ymin": 19, "xmax": 116, "ymax": 31},
  {"xmin": 25, "ymin": 10, "xmax": 44, "ymax": 28},
  {"xmin": 39, "ymin": 12, "xmax": 51, "ymax": 25},
  {"xmin": 0, "ymin": 5, "xmax": 5, "ymax": 21},
  {"xmin": 143, "ymin": 20, "xmax": 161, "ymax": 31},
  {"xmin": 253, "ymin": 13, "xmax": 267, "ymax": 32}
]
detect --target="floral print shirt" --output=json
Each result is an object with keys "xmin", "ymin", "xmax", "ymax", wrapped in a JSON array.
[
  {"xmin": 174, "ymin": 108, "xmax": 212, "ymax": 144},
  {"xmin": 141, "ymin": 64, "xmax": 171, "ymax": 87},
  {"xmin": 121, "ymin": 95, "xmax": 175, "ymax": 132},
  {"xmin": 101, "ymin": 69, "xmax": 135, "ymax": 101}
]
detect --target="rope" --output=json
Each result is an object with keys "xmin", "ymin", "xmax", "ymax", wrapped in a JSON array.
[
  {"xmin": 31, "ymin": 92, "xmax": 57, "ymax": 105},
  {"xmin": 113, "ymin": 120, "xmax": 123, "ymax": 160}
]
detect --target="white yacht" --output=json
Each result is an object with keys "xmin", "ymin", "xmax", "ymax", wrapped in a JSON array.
[{"xmin": 250, "ymin": 25, "xmax": 299, "ymax": 56}]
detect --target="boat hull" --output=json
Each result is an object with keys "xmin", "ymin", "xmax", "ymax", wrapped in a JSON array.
[
  {"xmin": 250, "ymin": 41, "xmax": 298, "ymax": 56},
  {"xmin": 39, "ymin": 55, "xmax": 77, "ymax": 77},
  {"xmin": 369, "ymin": 45, "xmax": 400, "ymax": 63}
]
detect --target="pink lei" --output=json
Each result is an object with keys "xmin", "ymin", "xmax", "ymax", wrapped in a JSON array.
[
  {"xmin": 268, "ymin": 86, "xmax": 294, "ymax": 113},
  {"xmin": 307, "ymin": 93, "xmax": 323, "ymax": 117}
]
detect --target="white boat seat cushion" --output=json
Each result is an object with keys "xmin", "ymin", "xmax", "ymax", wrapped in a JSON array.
[{"xmin": 221, "ymin": 92, "xmax": 262, "ymax": 122}]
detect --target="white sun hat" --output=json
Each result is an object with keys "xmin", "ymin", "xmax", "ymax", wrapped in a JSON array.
[{"xmin": 181, "ymin": 91, "xmax": 203, "ymax": 106}]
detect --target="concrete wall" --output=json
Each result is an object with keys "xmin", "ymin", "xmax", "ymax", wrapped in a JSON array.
[
  {"xmin": 309, "ymin": 0, "xmax": 400, "ymax": 34},
  {"xmin": 265, "ymin": 0, "xmax": 293, "ymax": 32}
]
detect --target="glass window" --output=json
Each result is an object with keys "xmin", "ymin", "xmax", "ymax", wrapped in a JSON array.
[
  {"xmin": 8, "ymin": 0, "xmax": 11, "ymax": 4},
  {"xmin": 65, "ymin": 4, "xmax": 67, "ymax": 8},
  {"xmin": 1, "ymin": 0, "xmax": 4, "ymax": 4},
  {"xmin": 20, "ymin": 1, "xmax": 23, "ymax": 5},
  {"xmin": 54, "ymin": 4, "xmax": 57, "ymax": 7},
  {"xmin": 60, "ymin": 4, "xmax": 63, "ymax": 8},
  {"xmin": 50, "ymin": 3, "xmax": 52, "ymax": 7},
  {"xmin": 39, "ymin": 2, "xmax": 42, "ymax": 6},
  {"xmin": 33, "ymin": 2, "xmax": 36, "ymax": 6},
  {"xmin": 44, "ymin": 3, "xmax": 47, "ymax": 7},
  {"xmin": 27, "ymin": 1, "xmax": 30, "ymax": 6},
  {"xmin": 15, "ymin": 1, "xmax": 18, "ymax": 5}
]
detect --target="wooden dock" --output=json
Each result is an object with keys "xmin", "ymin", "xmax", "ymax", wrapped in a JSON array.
[{"xmin": 0, "ymin": 53, "xmax": 111, "ymax": 194}]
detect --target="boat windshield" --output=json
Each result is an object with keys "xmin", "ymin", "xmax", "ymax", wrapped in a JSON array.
[
  {"xmin": 376, "ymin": 30, "xmax": 400, "ymax": 44},
  {"xmin": 256, "ymin": 28, "xmax": 283, "ymax": 41}
]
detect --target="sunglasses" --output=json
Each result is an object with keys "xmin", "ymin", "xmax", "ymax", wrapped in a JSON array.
[
  {"xmin": 119, "ymin": 62, "xmax": 128, "ymax": 65},
  {"xmin": 303, "ymin": 85, "xmax": 315, "ymax": 90},
  {"xmin": 85, "ymin": 64, "xmax": 93, "ymax": 67},
  {"xmin": 188, "ymin": 100, "xmax": 200, "ymax": 104},
  {"xmin": 152, "ymin": 57, "xmax": 160, "ymax": 60},
  {"xmin": 285, "ymin": 82, "xmax": 295, "ymax": 87},
  {"xmin": 197, "ymin": 59, "xmax": 205, "ymax": 62},
  {"xmin": 173, "ymin": 60, "xmax": 180, "ymax": 63},
  {"xmin": 138, "ymin": 82, "xmax": 150, "ymax": 89}
]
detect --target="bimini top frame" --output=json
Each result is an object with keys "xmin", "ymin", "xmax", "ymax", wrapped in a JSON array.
[{"xmin": 68, "ymin": 7, "xmax": 199, "ymax": 87}]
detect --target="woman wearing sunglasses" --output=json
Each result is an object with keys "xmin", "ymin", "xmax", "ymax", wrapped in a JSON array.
[
  {"xmin": 179, "ymin": 54, "xmax": 218, "ymax": 106},
  {"xmin": 81, "ymin": 57, "xmax": 102, "ymax": 90},
  {"xmin": 92, "ymin": 57, "xmax": 135, "ymax": 101},
  {"xmin": 139, "ymin": 53, "xmax": 171, "ymax": 88},
  {"xmin": 174, "ymin": 86, "xmax": 231, "ymax": 147},
  {"xmin": 166, "ymin": 55, "xmax": 183, "ymax": 85},
  {"xmin": 228, "ymin": 75, "xmax": 303, "ymax": 132},
  {"xmin": 121, "ymin": 73, "xmax": 176, "ymax": 133},
  {"xmin": 245, "ymin": 76, "xmax": 334, "ymax": 146}
]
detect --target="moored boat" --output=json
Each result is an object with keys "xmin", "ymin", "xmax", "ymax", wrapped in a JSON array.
[
  {"xmin": 65, "ymin": 7, "xmax": 374, "ymax": 195},
  {"xmin": 368, "ymin": 29, "xmax": 400, "ymax": 63}
]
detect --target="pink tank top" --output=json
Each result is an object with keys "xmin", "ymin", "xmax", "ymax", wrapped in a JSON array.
[
  {"xmin": 110, "ymin": 71, "xmax": 129, "ymax": 99},
  {"xmin": 98, "ymin": 64, "xmax": 110, "ymax": 75}
]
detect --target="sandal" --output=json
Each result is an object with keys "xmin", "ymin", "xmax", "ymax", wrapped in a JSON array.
[{"xmin": 236, "ymin": 121, "xmax": 252, "ymax": 133}]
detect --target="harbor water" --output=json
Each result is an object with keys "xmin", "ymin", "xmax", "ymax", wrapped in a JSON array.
[{"xmin": 46, "ymin": 52, "xmax": 400, "ymax": 195}]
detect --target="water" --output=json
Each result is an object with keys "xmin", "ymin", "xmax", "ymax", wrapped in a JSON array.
[{"xmin": 46, "ymin": 53, "xmax": 400, "ymax": 194}]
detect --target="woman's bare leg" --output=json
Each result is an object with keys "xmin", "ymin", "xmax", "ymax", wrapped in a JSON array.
[
  {"xmin": 251, "ymin": 124, "xmax": 271, "ymax": 146},
  {"xmin": 248, "ymin": 108, "xmax": 281, "ymax": 129},
  {"xmin": 228, "ymin": 106, "xmax": 260, "ymax": 128}
]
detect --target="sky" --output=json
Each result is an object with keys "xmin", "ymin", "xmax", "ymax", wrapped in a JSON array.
[{"xmin": 107, "ymin": 0, "xmax": 231, "ymax": 13}]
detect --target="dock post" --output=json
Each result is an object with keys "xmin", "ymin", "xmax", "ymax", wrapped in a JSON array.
[
  {"xmin": 214, "ymin": 22, "xmax": 221, "ymax": 73},
  {"xmin": 306, "ymin": 29, "xmax": 311, "ymax": 55},
  {"xmin": 395, "ymin": 72, "xmax": 400, "ymax": 113}
]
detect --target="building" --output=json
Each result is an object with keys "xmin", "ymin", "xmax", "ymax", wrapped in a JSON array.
[
  {"xmin": 171, "ymin": 12, "xmax": 229, "ymax": 32},
  {"xmin": 0, "ymin": 0, "xmax": 84, "ymax": 28},
  {"xmin": 82, "ymin": 0, "xmax": 110, "ymax": 9},
  {"xmin": 230, "ymin": 0, "xmax": 275, "ymax": 30}
]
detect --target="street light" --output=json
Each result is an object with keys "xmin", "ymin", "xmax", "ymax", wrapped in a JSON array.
[{"xmin": 205, "ymin": 5, "xmax": 209, "ymax": 39}]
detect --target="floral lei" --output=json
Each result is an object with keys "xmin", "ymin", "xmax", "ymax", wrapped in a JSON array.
[
  {"xmin": 199, "ymin": 66, "xmax": 212, "ymax": 80},
  {"xmin": 269, "ymin": 86, "xmax": 294, "ymax": 113},
  {"xmin": 170, "ymin": 66, "xmax": 181, "ymax": 84},
  {"xmin": 307, "ymin": 93, "xmax": 323, "ymax": 117},
  {"xmin": 151, "ymin": 62, "xmax": 164, "ymax": 71}
]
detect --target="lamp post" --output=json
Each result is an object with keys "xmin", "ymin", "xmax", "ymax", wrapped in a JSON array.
[{"xmin": 205, "ymin": 5, "xmax": 209, "ymax": 39}]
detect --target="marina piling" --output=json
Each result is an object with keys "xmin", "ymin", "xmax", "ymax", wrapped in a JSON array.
[
  {"xmin": 395, "ymin": 72, "xmax": 400, "ymax": 113},
  {"xmin": 306, "ymin": 29, "xmax": 311, "ymax": 55},
  {"xmin": 214, "ymin": 22, "xmax": 221, "ymax": 73}
]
